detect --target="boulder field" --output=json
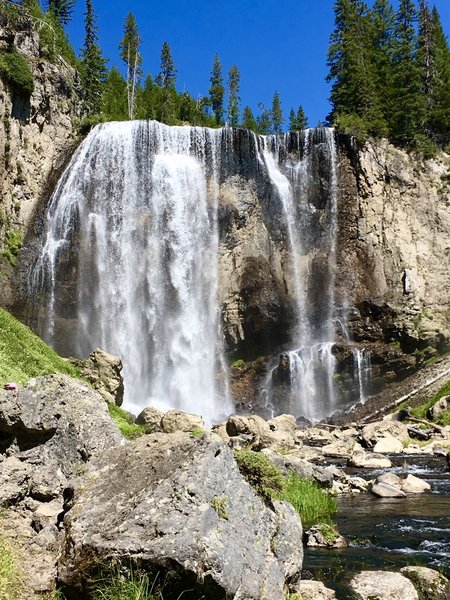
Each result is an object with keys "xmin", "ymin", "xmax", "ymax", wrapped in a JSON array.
[{"xmin": 1, "ymin": 374, "xmax": 449, "ymax": 598}]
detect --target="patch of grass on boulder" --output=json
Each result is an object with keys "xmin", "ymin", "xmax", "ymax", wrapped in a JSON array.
[
  {"xmin": 235, "ymin": 450, "xmax": 337, "ymax": 529},
  {"xmin": 405, "ymin": 379, "xmax": 450, "ymax": 426},
  {"xmin": 90, "ymin": 567, "xmax": 163, "ymax": 600},
  {"xmin": 234, "ymin": 450, "xmax": 286, "ymax": 502},
  {"xmin": 108, "ymin": 404, "xmax": 145, "ymax": 440},
  {"xmin": 0, "ymin": 307, "xmax": 80, "ymax": 386}
]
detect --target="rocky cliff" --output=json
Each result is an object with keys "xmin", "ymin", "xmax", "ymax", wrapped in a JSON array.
[{"xmin": 0, "ymin": 8, "xmax": 81, "ymax": 305}]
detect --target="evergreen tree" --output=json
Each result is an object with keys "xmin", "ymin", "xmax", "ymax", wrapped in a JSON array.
[
  {"xmin": 136, "ymin": 75, "xmax": 159, "ymax": 120},
  {"xmin": 101, "ymin": 67, "xmax": 128, "ymax": 121},
  {"xmin": 79, "ymin": 0, "xmax": 107, "ymax": 115},
  {"xmin": 271, "ymin": 91, "xmax": 283, "ymax": 133},
  {"xmin": 227, "ymin": 65, "xmax": 240, "ymax": 127},
  {"xmin": 327, "ymin": 0, "xmax": 385, "ymax": 136},
  {"xmin": 289, "ymin": 105, "xmax": 308, "ymax": 131},
  {"xmin": 209, "ymin": 53, "xmax": 225, "ymax": 126},
  {"xmin": 119, "ymin": 12, "xmax": 142, "ymax": 119},
  {"xmin": 427, "ymin": 6, "xmax": 450, "ymax": 145},
  {"xmin": 256, "ymin": 103, "xmax": 272, "ymax": 135},
  {"xmin": 156, "ymin": 42, "xmax": 177, "ymax": 90},
  {"xmin": 46, "ymin": 0, "xmax": 75, "ymax": 25},
  {"xmin": 370, "ymin": 0, "xmax": 396, "ymax": 132},
  {"xmin": 390, "ymin": 0, "xmax": 427, "ymax": 145},
  {"xmin": 242, "ymin": 105, "xmax": 258, "ymax": 132}
]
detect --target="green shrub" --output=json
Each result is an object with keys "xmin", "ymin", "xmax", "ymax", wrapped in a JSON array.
[
  {"xmin": 2, "ymin": 229, "xmax": 23, "ymax": 267},
  {"xmin": 275, "ymin": 473, "xmax": 337, "ymax": 530},
  {"xmin": 0, "ymin": 307, "xmax": 81, "ymax": 386},
  {"xmin": 234, "ymin": 450, "xmax": 286, "ymax": 502},
  {"xmin": 108, "ymin": 404, "xmax": 145, "ymax": 440},
  {"xmin": 0, "ymin": 536, "xmax": 22, "ymax": 600},
  {"xmin": 231, "ymin": 359, "xmax": 245, "ymax": 368},
  {"xmin": 0, "ymin": 50, "xmax": 34, "ymax": 96}
]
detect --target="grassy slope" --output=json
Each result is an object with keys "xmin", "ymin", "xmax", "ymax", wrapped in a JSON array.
[{"xmin": 0, "ymin": 307, "xmax": 79, "ymax": 386}]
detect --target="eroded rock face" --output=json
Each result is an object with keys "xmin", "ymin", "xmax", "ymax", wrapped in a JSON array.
[
  {"xmin": 0, "ymin": 12, "xmax": 81, "ymax": 305},
  {"xmin": 58, "ymin": 432, "xmax": 303, "ymax": 599}
]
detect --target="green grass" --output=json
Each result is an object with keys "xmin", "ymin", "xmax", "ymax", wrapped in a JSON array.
[
  {"xmin": 234, "ymin": 450, "xmax": 337, "ymax": 529},
  {"xmin": 404, "ymin": 379, "xmax": 450, "ymax": 426},
  {"xmin": 2, "ymin": 229, "xmax": 23, "ymax": 267},
  {"xmin": 0, "ymin": 536, "xmax": 22, "ymax": 600},
  {"xmin": 108, "ymin": 404, "xmax": 145, "ymax": 440},
  {"xmin": 0, "ymin": 307, "xmax": 80, "ymax": 387},
  {"xmin": 275, "ymin": 472, "xmax": 337, "ymax": 530},
  {"xmin": 91, "ymin": 568, "xmax": 163, "ymax": 600}
]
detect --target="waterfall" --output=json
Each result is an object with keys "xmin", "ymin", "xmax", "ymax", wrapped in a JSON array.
[
  {"xmin": 259, "ymin": 128, "xmax": 340, "ymax": 420},
  {"xmin": 30, "ymin": 121, "xmax": 233, "ymax": 424}
]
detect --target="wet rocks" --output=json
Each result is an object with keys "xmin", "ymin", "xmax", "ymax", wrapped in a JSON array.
[{"xmin": 371, "ymin": 473, "xmax": 431, "ymax": 497}]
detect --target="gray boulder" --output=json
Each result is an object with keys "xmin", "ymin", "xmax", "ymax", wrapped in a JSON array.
[
  {"xmin": 161, "ymin": 409, "xmax": 205, "ymax": 433},
  {"xmin": 0, "ymin": 374, "xmax": 124, "ymax": 477},
  {"xmin": 427, "ymin": 395, "xmax": 450, "ymax": 421},
  {"xmin": 349, "ymin": 571, "xmax": 419, "ymax": 599},
  {"xmin": 135, "ymin": 406, "xmax": 164, "ymax": 432},
  {"xmin": 71, "ymin": 348, "xmax": 124, "ymax": 405},
  {"xmin": 58, "ymin": 432, "xmax": 303, "ymax": 599},
  {"xmin": 297, "ymin": 580, "xmax": 336, "ymax": 599},
  {"xmin": 401, "ymin": 566, "xmax": 450, "ymax": 600}
]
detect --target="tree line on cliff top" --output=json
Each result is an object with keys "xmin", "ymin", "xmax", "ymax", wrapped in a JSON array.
[{"xmin": 5, "ymin": 0, "xmax": 450, "ymax": 152}]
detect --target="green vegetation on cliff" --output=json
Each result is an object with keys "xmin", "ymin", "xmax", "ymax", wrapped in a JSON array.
[
  {"xmin": 0, "ymin": 50, "xmax": 34, "ymax": 96},
  {"xmin": 0, "ymin": 535, "xmax": 22, "ymax": 600},
  {"xmin": 0, "ymin": 307, "xmax": 79, "ymax": 386}
]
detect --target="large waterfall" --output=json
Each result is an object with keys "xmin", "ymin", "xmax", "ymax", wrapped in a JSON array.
[
  {"xmin": 30, "ymin": 121, "xmax": 233, "ymax": 423},
  {"xmin": 29, "ymin": 121, "xmax": 369, "ymax": 423}
]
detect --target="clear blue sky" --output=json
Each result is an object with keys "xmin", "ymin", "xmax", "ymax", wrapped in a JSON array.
[{"xmin": 66, "ymin": 0, "xmax": 450, "ymax": 126}]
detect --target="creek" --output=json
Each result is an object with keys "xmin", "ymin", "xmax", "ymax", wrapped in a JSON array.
[{"xmin": 304, "ymin": 454, "xmax": 450, "ymax": 597}]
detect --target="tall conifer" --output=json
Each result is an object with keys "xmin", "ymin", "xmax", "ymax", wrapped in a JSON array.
[
  {"xmin": 209, "ymin": 54, "xmax": 225, "ymax": 126},
  {"xmin": 80, "ymin": 0, "xmax": 107, "ymax": 115},
  {"xmin": 271, "ymin": 91, "xmax": 283, "ymax": 133},
  {"xmin": 227, "ymin": 65, "xmax": 240, "ymax": 127}
]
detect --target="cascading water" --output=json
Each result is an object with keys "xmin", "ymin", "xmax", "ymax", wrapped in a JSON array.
[
  {"xmin": 30, "ymin": 121, "xmax": 233, "ymax": 424},
  {"xmin": 259, "ymin": 128, "xmax": 359, "ymax": 420}
]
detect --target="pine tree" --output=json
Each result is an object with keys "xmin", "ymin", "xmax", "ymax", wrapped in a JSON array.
[
  {"xmin": 256, "ymin": 103, "xmax": 272, "ymax": 135},
  {"xmin": 427, "ymin": 6, "xmax": 450, "ymax": 145},
  {"xmin": 271, "ymin": 91, "xmax": 283, "ymax": 133},
  {"xmin": 370, "ymin": 0, "xmax": 396, "ymax": 134},
  {"xmin": 119, "ymin": 12, "xmax": 142, "ymax": 119},
  {"xmin": 156, "ymin": 42, "xmax": 177, "ymax": 90},
  {"xmin": 46, "ymin": 0, "xmax": 75, "ymax": 25},
  {"xmin": 327, "ymin": 0, "xmax": 384, "ymax": 137},
  {"xmin": 289, "ymin": 105, "xmax": 308, "ymax": 132},
  {"xmin": 227, "ymin": 65, "xmax": 240, "ymax": 127},
  {"xmin": 209, "ymin": 53, "xmax": 225, "ymax": 126},
  {"xmin": 101, "ymin": 67, "xmax": 128, "ymax": 121},
  {"xmin": 242, "ymin": 105, "xmax": 258, "ymax": 132},
  {"xmin": 80, "ymin": 0, "xmax": 107, "ymax": 115},
  {"xmin": 390, "ymin": 0, "xmax": 427, "ymax": 145}
]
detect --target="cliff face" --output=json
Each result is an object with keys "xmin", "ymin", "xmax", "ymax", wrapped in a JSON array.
[
  {"xmin": 0, "ymin": 11, "xmax": 81, "ymax": 305},
  {"xmin": 216, "ymin": 134, "xmax": 450, "ymax": 411}
]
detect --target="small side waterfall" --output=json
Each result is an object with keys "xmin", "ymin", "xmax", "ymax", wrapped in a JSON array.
[
  {"xmin": 257, "ymin": 129, "xmax": 340, "ymax": 420},
  {"xmin": 30, "ymin": 121, "xmax": 233, "ymax": 423}
]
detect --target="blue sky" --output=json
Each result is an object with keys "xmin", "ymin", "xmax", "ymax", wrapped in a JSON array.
[{"xmin": 66, "ymin": 0, "xmax": 450, "ymax": 126}]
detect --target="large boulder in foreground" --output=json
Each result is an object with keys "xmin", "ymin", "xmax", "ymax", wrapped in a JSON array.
[
  {"xmin": 58, "ymin": 432, "xmax": 303, "ymax": 599},
  {"xmin": 0, "ymin": 374, "xmax": 123, "ymax": 477}
]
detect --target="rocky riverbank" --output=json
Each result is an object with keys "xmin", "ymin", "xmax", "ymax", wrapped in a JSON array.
[{"xmin": 1, "ymin": 373, "xmax": 449, "ymax": 599}]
